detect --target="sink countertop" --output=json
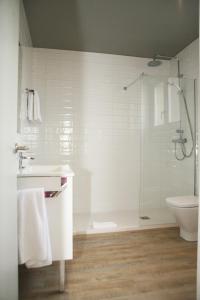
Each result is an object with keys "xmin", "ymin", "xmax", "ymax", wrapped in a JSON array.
[{"xmin": 17, "ymin": 164, "xmax": 74, "ymax": 177}]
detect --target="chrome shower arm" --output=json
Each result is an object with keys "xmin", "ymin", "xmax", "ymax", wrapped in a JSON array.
[{"xmin": 123, "ymin": 72, "xmax": 144, "ymax": 91}]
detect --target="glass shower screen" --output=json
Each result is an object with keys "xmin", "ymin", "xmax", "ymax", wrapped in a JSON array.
[{"xmin": 139, "ymin": 74, "xmax": 196, "ymax": 226}]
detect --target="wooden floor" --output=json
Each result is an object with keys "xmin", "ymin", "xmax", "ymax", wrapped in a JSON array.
[{"xmin": 19, "ymin": 228, "xmax": 197, "ymax": 300}]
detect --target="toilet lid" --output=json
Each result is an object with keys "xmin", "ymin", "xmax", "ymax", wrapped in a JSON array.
[{"xmin": 166, "ymin": 196, "xmax": 199, "ymax": 208}]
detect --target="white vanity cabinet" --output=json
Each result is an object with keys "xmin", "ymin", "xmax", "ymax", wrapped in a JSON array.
[
  {"xmin": 17, "ymin": 164, "xmax": 74, "ymax": 292},
  {"xmin": 45, "ymin": 175, "xmax": 73, "ymax": 261}
]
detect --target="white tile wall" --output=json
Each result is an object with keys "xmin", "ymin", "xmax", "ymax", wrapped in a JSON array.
[
  {"xmin": 19, "ymin": 37, "xmax": 198, "ymax": 221},
  {"xmin": 22, "ymin": 48, "xmax": 169, "ymax": 215}
]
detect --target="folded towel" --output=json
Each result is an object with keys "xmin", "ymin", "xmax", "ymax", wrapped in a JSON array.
[
  {"xmin": 27, "ymin": 91, "xmax": 34, "ymax": 121},
  {"xmin": 18, "ymin": 188, "xmax": 52, "ymax": 268},
  {"xmin": 33, "ymin": 90, "xmax": 42, "ymax": 122}
]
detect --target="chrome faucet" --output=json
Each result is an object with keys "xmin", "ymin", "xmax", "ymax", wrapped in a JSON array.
[
  {"xmin": 19, "ymin": 151, "xmax": 35, "ymax": 169},
  {"xmin": 172, "ymin": 129, "xmax": 187, "ymax": 144}
]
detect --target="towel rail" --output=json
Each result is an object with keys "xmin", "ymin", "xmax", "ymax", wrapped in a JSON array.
[
  {"xmin": 44, "ymin": 181, "xmax": 68, "ymax": 198},
  {"xmin": 25, "ymin": 88, "xmax": 35, "ymax": 94},
  {"xmin": 45, "ymin": 190, "xmax": 62, "ymax": 198}
]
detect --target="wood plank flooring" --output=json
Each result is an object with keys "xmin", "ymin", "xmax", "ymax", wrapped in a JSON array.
[{"xmin": 19, "ymin": 228, "xmax": 197, "ymax": 300}]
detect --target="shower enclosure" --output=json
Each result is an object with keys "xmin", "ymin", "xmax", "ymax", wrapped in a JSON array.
[
  {"xmin": 74, "ymin": 66, "xmax": 197, "ymax": 234},
  {"xmin": 139, "ymin": 74, "xmax": 197, "ymax": 226}
]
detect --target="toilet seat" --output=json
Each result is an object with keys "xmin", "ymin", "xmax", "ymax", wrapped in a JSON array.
[{"xmin": 166, "ymin": 195, "xmax": 198, "ymax": 208}]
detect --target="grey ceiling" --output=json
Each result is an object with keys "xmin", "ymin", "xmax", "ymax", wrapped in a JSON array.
[{"xmin": 23, "ymin": 0, "xmax": 199, "ymax": 58}]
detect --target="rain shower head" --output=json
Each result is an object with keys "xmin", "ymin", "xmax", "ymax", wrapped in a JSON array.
[
  {"xmin": 147, "ymin": 58, "xmax": 162, "ymax": 67},
  {"xmin": 147, "ymin": 54, "xmax": 177, "ymax": 67}
]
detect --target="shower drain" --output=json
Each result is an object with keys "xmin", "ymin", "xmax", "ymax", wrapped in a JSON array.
[{"xmin": 140, "ymin": 216, "xmax": 150, "ymax": 220}]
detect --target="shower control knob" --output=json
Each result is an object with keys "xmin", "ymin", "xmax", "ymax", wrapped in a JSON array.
[
  {"xmin": 176, "ymin": 129, "xmax": 184, "ymax": 134},
  {"xmin": 172, "ymin": 138, "xmax": 187, "ymax": 144}
]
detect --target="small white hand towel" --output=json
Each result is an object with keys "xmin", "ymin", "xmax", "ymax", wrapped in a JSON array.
[
  {"xmin": 20, "ymin": 91, "xmax": 28, "ymax": 121},
  {"xmin": 27, "ymin": 91, "xmax": 34, "ymax": 121},
  {"xmin": 18, "ymin": 188, "xmax": 52, "ymax": 268},
  {"xmin": 33, "ymin": 91, "xmax": 42, "ymax": 122}
]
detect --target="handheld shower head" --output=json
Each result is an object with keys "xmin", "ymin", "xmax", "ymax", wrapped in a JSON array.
[{"xmin": 168, "ymin": 81, "xmax": 182, "ymax": 93}]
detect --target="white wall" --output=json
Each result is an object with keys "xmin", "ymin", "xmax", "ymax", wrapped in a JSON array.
[
  {"xmin": 21, "ymin": 49, "xmax": 169, "ymax": 216},
  {"xmin": 0, "ymin": 0, "xmax": 19, "ymax": 299},
  {"xmin": 170, "ymin": 39, "xmax": 199, "ymax": 79},
  {"xmin": 19, "ymin": 1, "xmax": 32, "ymax": 47},
  {"xmin": 197, "ymin": 13, "xmax": 200, "ymax": 300},
  {"xmin": 18, "ymin": 1, "xmax": 32, "ymax": 136}
]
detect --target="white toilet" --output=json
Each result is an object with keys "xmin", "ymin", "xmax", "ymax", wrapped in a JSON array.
[{"xmin": 166, "ymin": 195, "xmax": 199, "ymax": 242}]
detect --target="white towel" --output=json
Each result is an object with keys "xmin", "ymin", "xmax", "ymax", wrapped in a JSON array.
[
  {"xmin": 18, "ymin": 188, "xmax": 52, "ymax": 268},
  {"xmin": 33, "ymin": 90, "xmax": 42, "ymax": 122},
  {"xmin": 20, "ymin": 91, "xmax": 28, "ymax": 121},
  {"xmin": 20, "ymin": 89, "xmax": 42, "ymax": 122},
  {"xmin": 27, "ymin": 91, "xmax": 34, "ymax": 121}
]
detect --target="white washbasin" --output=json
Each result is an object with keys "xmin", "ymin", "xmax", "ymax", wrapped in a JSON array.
[{"xmin": 17, "ymin": 164, "xmax": 74, "ymax": 177}]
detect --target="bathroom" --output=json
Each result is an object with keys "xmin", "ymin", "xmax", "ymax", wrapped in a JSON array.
[{"xmin": 0, "ymin": 0, "xmax": 200, "ymax": 299}]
